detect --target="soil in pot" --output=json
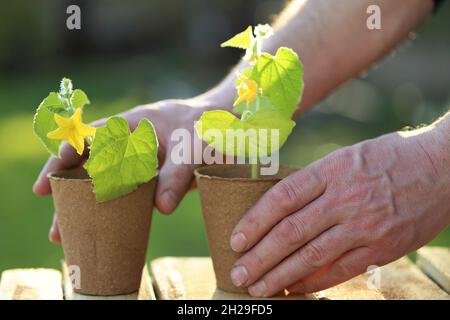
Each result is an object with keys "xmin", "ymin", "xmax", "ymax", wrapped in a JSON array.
[
  {"xmin": 194, "ymin": 164, "xmax": 298, "ymax": 293},
  {"xmin": 49, "ymin": 167, "xmax": 156, "ymax": 296}
]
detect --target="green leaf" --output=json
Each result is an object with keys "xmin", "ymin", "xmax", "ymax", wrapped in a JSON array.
[
  {"xmin": 84, "ymin": 117, "xmax": 159, "ymax": 202},
  {"xmin": 221, "ymin": 26, "xmax": 253, "ymax": 50},
  {"xmin": 195, "ymin": 109, "xmax": 295, "ymax": 158},
  {"xmin": 33, "ymin": 102, "xmax": 62, "ymax": 157},
  {"xmin": 39, "ymin": 92, "xmax": 66, "ymax": 113},
  {"xmin": 70, "ymin": 89, "xmax": 90, "ymax": 109},
  {"xmin": 250, "ymin": 47, "xmax": 303, "ymax": 118},
  {"xmin": 33, "ymin": 92, "xmax": 67, "ymax": 156}
]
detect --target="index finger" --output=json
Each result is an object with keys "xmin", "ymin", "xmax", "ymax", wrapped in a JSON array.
[{"xmin": 230, "ymin": 166, "xmax": 326, "ymax": 252}]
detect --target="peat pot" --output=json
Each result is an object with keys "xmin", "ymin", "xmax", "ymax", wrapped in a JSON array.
[
  {"xmin": 195, "ymin": 164, "xmax": 297, "ymax": 293},
  {"xmin": 48, "ymin": 167, "xmax": 156, "ymax": 296}
]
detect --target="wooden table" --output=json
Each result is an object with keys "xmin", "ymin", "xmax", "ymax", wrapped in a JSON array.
[{"xmin": 1, "ymin": 246, "xmax": 448, "ymax": 300}]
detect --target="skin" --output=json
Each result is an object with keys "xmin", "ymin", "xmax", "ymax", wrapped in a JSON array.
[
  {"xmin": 230, "ymin": 119, "xmax": 450, "ymax": 296},
  {"xmin": 33, "ymin": 0, "xmax": 449, "ymax": 296}
]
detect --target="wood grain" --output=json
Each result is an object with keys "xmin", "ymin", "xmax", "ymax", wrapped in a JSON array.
[
  {"xmin": 0, "ymin": 268, "xmax": 63, "ymax": 300},
  {"xmin": 316, "ymin": 272, "xmax": 384, "ymax": 300},
  {"xmin": 417, "ymin": 246, "xmax": 450, "ymax": 294},
  {"xmin": 379, "ymin": 256, "xmax": 449, "ymax": 299},
  {"xmin": 151, "ymin": 256, "xmax": 310, "ymax": 300}
]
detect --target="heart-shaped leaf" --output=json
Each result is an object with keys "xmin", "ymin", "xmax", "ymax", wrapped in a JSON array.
[
  {"xmin": 70, "ymin": 89, "xmax": 90, "ymax": 109},
  {"xmin": 195, "ymin": 109, "xmax": 295, "ymax": 158},
  {"xmin": 84, "ymin": 117, "xmax": 159, "ymax": 202},
  {"xmin": 33, "ymin": 99, "xmax": 62, "ymax": 156},
  {"xmin": 250, "ymin": 47, "xmax": 303, "ymax": 118}
]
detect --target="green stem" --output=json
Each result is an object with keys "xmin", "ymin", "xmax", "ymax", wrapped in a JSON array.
[
  {"xmin": 86, "ymin": 136, "xmax": 94, "ymax": 146},
  {"xmin": 251, "ymin": 161, "xmax": 259, "ymax": 179}
]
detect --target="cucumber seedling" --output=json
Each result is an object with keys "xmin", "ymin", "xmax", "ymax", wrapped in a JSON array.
[
  {"xmin": 33, "ymin": 78, "xmax": 159, "ymax": 202},
  {"xmin": 195, "ymin": 25, "xmax": 304, "ymax": 178}
]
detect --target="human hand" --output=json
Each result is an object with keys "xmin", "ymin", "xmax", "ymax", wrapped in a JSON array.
[
  {"xmin": 229, "ymin": 124, "xmax": 450, "ymax": 297},
  {"xmin": 33, "ymin": 90, "xmax": 231, "ymax": 244}
]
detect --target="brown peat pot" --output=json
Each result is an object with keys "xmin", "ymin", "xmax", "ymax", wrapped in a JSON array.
[
  {"xmin": 48, "ymin": 167, "xmax": 156, "ymax": 296},
  {"xmin": 194, "ymin": 164, "xmax": 298, "ymax": 293}
]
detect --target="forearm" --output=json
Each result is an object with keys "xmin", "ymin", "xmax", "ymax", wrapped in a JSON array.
[{"xmin": 208, "ymin": 0, "xmax": 434, "ymax": 115}]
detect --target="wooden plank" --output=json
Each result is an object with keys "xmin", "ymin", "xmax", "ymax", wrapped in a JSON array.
[
  {"xmin": 0, "ymin": 268, "xmax": 63, "ymax": 300},
  {"xmin": 150, "ymin": 257, "xmax": 313, "ymax": 300},
  {"xmin": 417, "ymin": 246, "xmax": 450, "ymax": 294},
  {"xmin": 319, "ymin": 257, "xmax": 449, "ymax": 300},
  {"xmin": 138, "ymin": 265, "xmax": 157, "ymax": 300},
  {"xmin": 62, "ymin": 262, "xmax": 156, "ymax": 300},
  {"xmin": 378, "ymin": 256, "xmax": 449, "ymax": 299},
  {"xmin": 316, "ymin": 275, "xmax": 384, "ymax": 300}
]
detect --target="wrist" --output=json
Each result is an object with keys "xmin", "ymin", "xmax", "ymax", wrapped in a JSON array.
[
  {"xmin": 421, "ymin": 113, "xmax": 450, "ymax": 177},
  {"xmin": 400, "ymin": 113, "xmax": 450, "ymax": 179},
  {"xmin": 434, "ymin": 113, "xmax": 450, "ymax": 172},
  {"xmin": 433, "ymin": 111, "xmax": 450, "ymax": 141}
]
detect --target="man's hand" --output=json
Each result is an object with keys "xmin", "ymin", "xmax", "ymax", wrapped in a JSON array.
[
  {"xmin": 230, "ymin": 124, "xmax": 450, "ymax": 297},
  {"xmin": 33, "ymin": 94, "xmax": 228, "ymax": 244}
]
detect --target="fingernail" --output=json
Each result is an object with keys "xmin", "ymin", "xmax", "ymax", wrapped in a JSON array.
[
  {"xmin": 249, "ymin": 280, "xmax": 268, "ymax": 297},
  {"xmin": 231, "ymin": 265, "xmax": 248, "ymax": 287},
  {"xmin": 160, "ymin": 189, "xmax": 177, "ymax": 212},
  {"xmin": 230, "ymin": 232, "xmax": 247, "ymax": 252},
  {"xmin": 48, "ymin": 225, "xmax": 55, "ymax": 241},
  {"xmin": 32, "ymin": 180, "xmax": 39, "ymax": 193}
]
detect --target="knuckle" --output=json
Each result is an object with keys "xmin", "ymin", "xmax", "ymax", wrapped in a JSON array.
[
  {"xmin": 348, "ymin": 219, "xmax": 376, "ymax": 243},
  {"xmin": 243, "ymin": 210, "xmax": 260, "ymax": 231},
  {"xmin": 267, "ymin": 184, "xmax": 289, "ymax": 206},
  {"xmin": 309, "ymin": 169, "xmax": 324, "ymax": 189},
  {"xmin": 246, "ymin": 250, "xmax": 265, "ymax": 271},
  {"xmin": 274, "ymin": 179, "xmax": 300, "ymax": 204},
  {"xmin": 300, "ymin": 242, "xmax": 325, "ymax": 269},
  {"xmin": 337, "ymin": 146, "xmax": 356, "ymax": 162},
  {"xmin": 360, "ymin": 214, "xmax": 395, "ymax": 244},
  {"xmin": 333, "ymin": 259, "xmax": 354, "ymax": 279},
  {"xmin": 343, "ymin": 223, "xmax": 367, "ymax": 245},
  {"xmin": 276, "ymin": 216, "xmax": 305, "ymax": 246},
  {"xmin": 323, "ymin": 147, "xmax": 353, "ymax": 174},
  {"xmin": 261, "ymin": 273, "xmax": 279, "ymax": 294}
]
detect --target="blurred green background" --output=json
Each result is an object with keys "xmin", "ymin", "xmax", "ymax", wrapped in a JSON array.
[{"xmin": 0, "ymin": 0, "xmax": 448, "ymax": 272}]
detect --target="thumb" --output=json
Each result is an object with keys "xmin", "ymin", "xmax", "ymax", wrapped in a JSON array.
[{"xmin": 155, "ymin": 160, "xmax": 197, "ymax": 214}]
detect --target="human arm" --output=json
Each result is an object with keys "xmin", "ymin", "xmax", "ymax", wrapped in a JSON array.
[
  {"xmin": 214, "ymin": 0, "xmax": 434, "ymax": 116},
  {"xmin": 34, "ymin": 0, "xmax": 436, "ymax": 243}
]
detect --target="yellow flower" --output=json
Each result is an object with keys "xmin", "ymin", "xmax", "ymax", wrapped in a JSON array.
[
  {"xmin": 47, "ymin": 108, "xmax": 96, "ymax": 155},
  {"xmin": 234, "ymin": 74, "xmax": 258, "ymax": 107}
]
